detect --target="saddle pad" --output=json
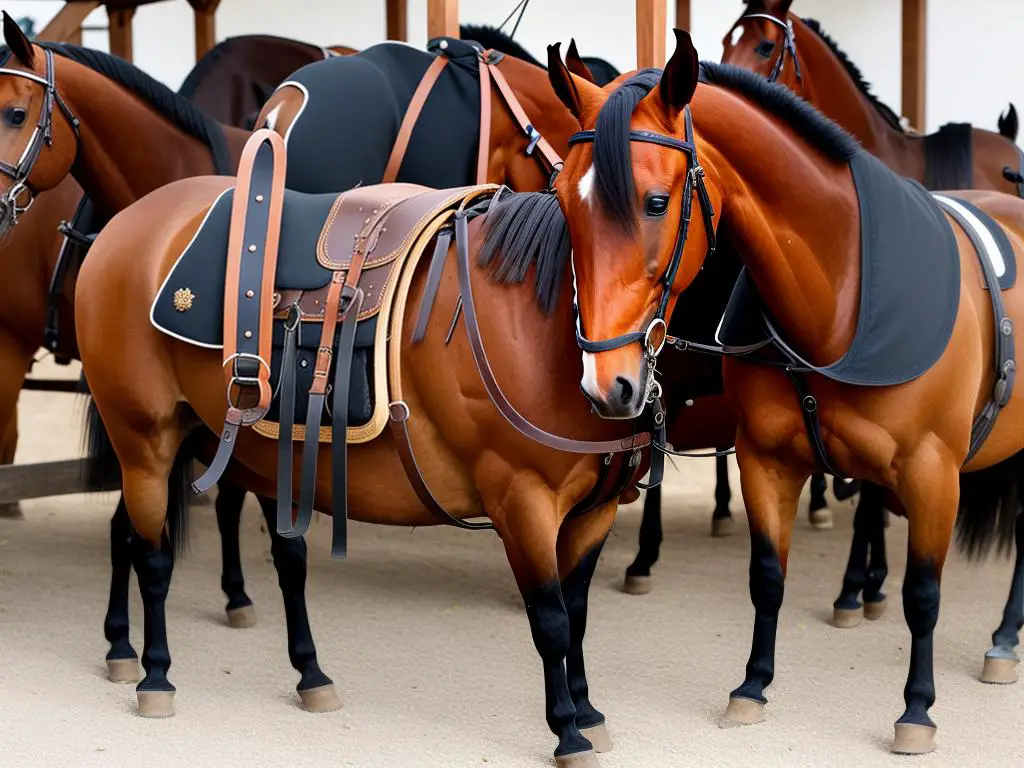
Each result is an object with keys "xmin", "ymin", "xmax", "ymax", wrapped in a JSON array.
[
  {"xmin": 923, "ymin": 122, "xmax": 973, "ymax": 191},
  {"xmin": 275, "ymin": 40, "xmax": 483, "ymax": 195},
  {"xmin": 932, "ymin": 194, "xmax": 1017, "ymax": 290},
  {"xmin": 718, "ymin": 150, "xmax": 961, "ymax": 386}
]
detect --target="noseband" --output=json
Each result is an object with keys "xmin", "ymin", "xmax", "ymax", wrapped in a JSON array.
[
  {"xmin": 567, "ymin": 106, "xmax": 717, "ymax": 384},
  {"xmin": 0, "ymin": 48, "xmax": 79, "ymax": 223},
  {"xmin": 741, "ymin": 13, "xmax": 802, "ymax": 88}
]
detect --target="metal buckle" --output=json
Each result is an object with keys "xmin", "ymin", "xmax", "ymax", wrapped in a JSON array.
[
  {"xmin": 525, "ymin": 125, "xmax": 541, "ymax": 155},
  {"xmin": 644, "ymin": 317, "xmax": 667, "ymax": 358},
  {"xmin": 223, "ymin": 352, "xmax": 271, "ymax": 378}
]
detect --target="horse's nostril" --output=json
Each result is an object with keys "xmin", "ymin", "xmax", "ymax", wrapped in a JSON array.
[{"xmin": 615, "ymin": 376, "xmax": 634, "ymax": 406}]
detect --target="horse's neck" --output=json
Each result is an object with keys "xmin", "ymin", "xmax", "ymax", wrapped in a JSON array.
[
  {"xmin": 489, "ymin": 57, "xmax": 577, "ymax": 190},
  {"xmin": 696, "ymin": 89, "xmax": 861, "ymax": 363},
  {"xmin": 60, "ymin": 60, "xmax": 234, "ymax": 214},
  {"xmin": 793, "ymin": 20, "xmax": 922, "ymax": 180}
]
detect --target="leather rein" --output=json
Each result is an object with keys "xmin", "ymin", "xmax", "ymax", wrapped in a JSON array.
[{"xmin": 0, "ymin": 48, "xmax": 80, "ymax": 225}]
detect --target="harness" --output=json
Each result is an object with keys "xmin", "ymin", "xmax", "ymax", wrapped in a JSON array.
[
  {"xmin": 740, "ymin": 12, "xmax": 802, "ymax": 90},
  {"xmin": 0, "ymin": 48, "xmax": 80, "ymax": 224}
]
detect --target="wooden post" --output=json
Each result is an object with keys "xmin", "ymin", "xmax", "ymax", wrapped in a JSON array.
[
  {"xmin": 901, "ymin": 0, "xmax": 926, "ymax": 131},
  {"xmin": 387, "ymin": 0, "xmax": 407, "ymax": 41},
  {"xmin": 427, "ymin": 0, "xmax": 458, "ymax": 40},
  {"xmin": 636, "ymin": 0, "xmax": 667, "ymax": 68},
  {"xmin": 675, "ymin": 0, "xmax": 690, "ymax": 31},
  {"xmin": 37, "ymin": 1, "xmax": 100, "ymax": 43},
  {"xmin": 107, "ymin": 6, "xmax": 135, "ymax": 62},
  {"xmin": 188, "ymin": 0, "xmax": 221, "ymax": 62}
]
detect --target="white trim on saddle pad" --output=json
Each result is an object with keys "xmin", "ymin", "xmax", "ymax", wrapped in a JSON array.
[{"xmin": 931, "ymin": 194, "xmax": 1007, "ymax": 278}]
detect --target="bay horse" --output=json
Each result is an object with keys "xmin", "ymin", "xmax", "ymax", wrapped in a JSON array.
[
  {"xmin": 0, "ymin": 17, "xmax": 348, "ymax": 711},
  {"xmin": 74, "ymin": 127, "xmax": 650, "ymax": 766},
  {"xmin": 722, "ymin": 0, "xmax": 1022, "ymax": 194},
  {"xmin": 548, "ymin": 29, "xmax": 1024, "ymax": 754}
]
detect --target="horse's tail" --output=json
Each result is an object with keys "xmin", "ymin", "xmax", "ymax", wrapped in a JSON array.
[
  {"xmin": 953, "ymin": 452, "xmax": 1023, "ymax": 561},
  {"xmin": 82, "ymin": 378, "xmax": 195, "ymax": 559},
  {"xmin": 998, "ymin": 103, "xmax": 1018, "ymax": 142}
]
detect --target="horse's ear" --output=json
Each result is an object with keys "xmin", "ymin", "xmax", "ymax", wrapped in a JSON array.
[
  {"xmin": 2, "ymin": 12, "xmax": 35, "ymax": 68},
  {"xmin": 658, "ymin": 29, "xmax": 699, "ymax": 114},
  {"xmin": 565, "ymin": 39, "xmax": 596, "ymax": 85},
  {"xmin": 547, "ymin": 42, "xmax": 604, "ymax": 122}
]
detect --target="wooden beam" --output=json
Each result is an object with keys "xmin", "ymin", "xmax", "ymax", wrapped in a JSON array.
[
  {"xmin": 188, "ymin": 0, "xmax": 221, "ymax": 61},
  {"xmin": 901, "ymin": 0, "xmax": 926, "ymax": 131},
  {"xmin": 427, "ymin": 0, "xmax": 458, "ymax": 40},
  {"xmin": 387, "ymin": 0, "xmax": 407, "ymax": 41},
  {"xmin": 675, "ymin": 0, "xmax": 690, "ymax": 31},
  {"xmin": 37, "ymin": 1, "xmax": 100, "ymax": 43},
  {"xmin": 107, "ymin": 6, "xmax": 135, "ymax": 62},
  {"xmin": 0, "ymin": 459, "xmax": 120, "ymax": 506},
  {"xmin": 636, "ymin": 0, "xmax": 667, "ymax": 68}
]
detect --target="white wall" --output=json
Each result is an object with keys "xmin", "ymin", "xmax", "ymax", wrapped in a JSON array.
[{"xmin": 4, "ymin": 0, "xmax": 1021, "ymax": 134}]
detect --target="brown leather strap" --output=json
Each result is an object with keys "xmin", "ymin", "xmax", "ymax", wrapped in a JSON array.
[
  {"xmin": 382, "ymin": 56, "xmax": 448, "ymax": 184},
  {"xmin": 452, "ymin": 210, "xmax": 650, "ymax": 454},
  {"xmin": 309, "ymin": 272, "xmax": 346, "ymax": 396},
  {"xmin": 476, "ymin": 57, "xmax": 493, "ymax": 184},
  {"xmin": 486, "ymin": 55, "xmax": 563, "ymax": 174}
]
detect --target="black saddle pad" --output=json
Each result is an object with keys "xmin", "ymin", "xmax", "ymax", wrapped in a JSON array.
[{"xmin": 151, "ymin": 188, "xmax": 375, "ymax": 427}]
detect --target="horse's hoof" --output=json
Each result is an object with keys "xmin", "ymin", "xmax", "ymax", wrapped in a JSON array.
[
  {"xmin": 711, "ymin": 516, "xmax": 734, "ymax": 537},
  {"xmin": 864, "ymin": 597, "xmax": 887, "ymax": 621},
  {"xmin": 106, "ymin": 657, "xmax": 141, "ymax": 684},
  {"xmin": 830, "ymin": 605, "xmax": 863, "ymax": 629},
  {"xmin": 555, "ymin": 750, "xmax": 599, "ymax": 768},
  {"xmin": 0, "ymin": 501, "xmax": 23, "ymax": 519},
  {"xmin": 580, "ymin": 723, "xmax": 613, "ymax": 753},
  {"xmin": 980, "ymin": 656, "xmax": 1019, "ymax": 685},
  {"xmin": 226, "ymin": 604, "xmax": 257, "ymax": 628},
  {"xmin": 891, "ymin": 723, "xmax": 936, "ymax": 755},
  {"xmin": 622, "ymin": 574, "xmax": 652, "ymax": 595},
  {"xmin": 137, "ymin": 690, "xmax": 175, "ymax": 718},
  {"xmin": 298, "ymin": 683, "xmax": 343, "ymax": 713},
  {"xmin": 809, "ymin": 507, "xmax": 834, "ymax": 530},
  {"xmin": 720, "ymin": 696, "xmax": 765, "ymax": 727}
]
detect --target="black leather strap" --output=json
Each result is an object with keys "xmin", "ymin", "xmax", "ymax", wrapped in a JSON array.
[
  {"xmin": 193, "ymin": 408, "xmax": 243, "ymax": 493},
  {"xmin": 411, "ymin": 227, "xmax": 453, "ymax": 343},
  {"xmin": 275, "ymin": 306, "xmax": 301, "ymax": 538},
  {"xmin": 784, "ymin": 367, "xmax": 846, "ymax": 478}
]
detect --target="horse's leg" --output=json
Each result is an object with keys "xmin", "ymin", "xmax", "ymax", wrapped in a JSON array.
[
  {"xmin": 831, "ymin": 482, "xmax": 888, "ymax": 628},
  {"xmin": 214, "ymin": 482, "xmax": 256, "ymax": 628},
  {"xmin": 890, "ymin": 458, "xmax": 956, "ymax": 755},
  {"xmin": 128, "ymin": 519, "xmax": 176, "ymax": 718},
  {"xmin": 495, "ymin": 481, "xmax": 597, "ymax": 767},
  {"xmin": 0, "ymin": 411, "xmax": 20, "ymax": 518},
  {"xmin": 254, "ymin": 495, "xmax": 341, "ymax": 712},
  {"xmin": 711, "ymin": 453, "xmax": 734, "ymax": 537},
  {"xmin": 807, "ymin": 473, "xmax": 833, "ymax": 530},
  {"xmin": 979, "ymin": 510, "xmax": 1024, "ymax": 684},
  {"xmin": 559, "ymin": 503, "xmax": 616, "ymax": 753},
  {"xmin": 103, "ymin": 497, "xmax": 141, "ymax": 683},
  {"xmin": 0, "ymin": 331, "xmax": 32, "ymax": 519},
  {"xmin": 623, "ymin": 484, "xmax": 661, "ymax": 595},
  {"xmin": 722, "ymin": 435, "xmax": 806, "ymax": 727}
]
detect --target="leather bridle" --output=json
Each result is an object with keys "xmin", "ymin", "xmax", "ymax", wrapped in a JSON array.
[
  {"xmin": 740, "ymin": 12, "xmax": 802, "ymax": 89},
  {"xmin": 0, "ymin": 48, "xmax": 79, "ymax": 225},
  {"xmin": 566, "ymin": 106, "xmax": 717, "ymax": 396}
]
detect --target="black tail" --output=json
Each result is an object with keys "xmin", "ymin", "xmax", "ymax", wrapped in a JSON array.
[
  {"xmin": 82, "ymin": 381, "xmax": 195, "ymax": 559},
  {"xmin": 954, "ymin": 452, "xmax": 1022, "ymax": 561},
  {"xmin": 998, "ymin": 103, "xmax": 1018, "ymax": 142}
]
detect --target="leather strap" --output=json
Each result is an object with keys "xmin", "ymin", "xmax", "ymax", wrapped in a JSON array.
[
  {"xmin": 784, "ymin": 366, "xmax": 846, "ymax": 479},
  {"xmin": 453, "ymin": 208, "xmax": 650, "ymax": 454},
  {"xmin": 382, "ymin": 56, "xmax": 448, "ymax": 184},
  {"xmin": 192, "ymin": 408, "xmax": 243, "ymax": 494},
  {"xmin": 487, "ymin": 55, "xmax": 563, "ymax": 175},
  {"xmin": 275, "ymin": 306, "xmax": 301, "ymax": 538},
  {"xmin": 411, "ymin": 227, "xmax": 453, "ymax": 343},
  {"xmin": 476, "ymin": 57, "xmax": 493, "ymax": 185}
]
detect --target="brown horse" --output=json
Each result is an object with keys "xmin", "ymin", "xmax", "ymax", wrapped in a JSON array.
[
  {"xmin": 722, "ymin": 0, "xmax": 1022, "ymax": 194},
  {"xmin": 548, "ymin": 30, "xmax": 1024, "ymax": 754},
  {"xmin": 74, "ymin": 126, "xmax": 650, "ymax": 765}
]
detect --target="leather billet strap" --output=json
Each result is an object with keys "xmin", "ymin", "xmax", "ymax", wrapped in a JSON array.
[
  {"xmin": 485, "ymin": 53, "xmax": 563, "ymax": 175},
  {"xmin": 381, "ymin": 56, "xmax": 448, "ymax": 184}
]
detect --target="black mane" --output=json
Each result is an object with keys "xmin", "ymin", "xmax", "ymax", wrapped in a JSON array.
[
  {"xmin": 801, "ymin": 18, "xmax": 905, "ymax": 132},
  {"xmin": 480, "ymin": 191, "xmax": 570, "ymax": 312}
]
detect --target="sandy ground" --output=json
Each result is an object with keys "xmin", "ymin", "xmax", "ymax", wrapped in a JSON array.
[{"xmin": 1, "ymin": 359, "xmax": 1023, "ymax": 768}]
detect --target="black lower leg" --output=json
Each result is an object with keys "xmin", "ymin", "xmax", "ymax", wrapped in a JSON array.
[
  {"xmin": 713, "ymin": 454, "xmax": 732, "ymax": 520},
  {"xmin": 256, "ymin": 497, "xmax": 331, "ymax": 692},
  {"xmin": 215, "ymin": 482, "xmax": 253, "ymax": 613},
  {"xmin": 808, "ymin": 473, "xmax": 827, "ymax": 514},
  {"xmin": 525, "ymin": 581, "xmax": 590, "ymax": 758},
  {"xmin": 989, "ymin": 513, "xmax": 1024, "ymax": 660},
  {"xmin": 897, "ymin": 559, "xmax": 939, "ymax": 728},
  {"xmin": 833, "ymin": 490, "xmax": 875, "ymax": 612},
  {"xmin": 626, "ymin": 484, "xmax": 662, "ymax": 579},
  {"xmin": 104, "ymin": 498, "xmax": 137, "ymax": 663},
  {"xmin": 130, "ymin": 529, "xmax": 175, "ymax": 693},
  {"xmin": 732, "ymin": 534, "xmax": 784, "ymax": 704},
  {"xmin": 863, "ymin": 484, "xmax": 889, "ymax": 607},
  {"xmin": 563, "ymin": 542, "xmax": 606, "ymax": 730}
]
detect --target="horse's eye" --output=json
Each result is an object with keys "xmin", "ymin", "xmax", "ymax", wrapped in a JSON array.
[
  {"xmin": 644, "ymin": 194, "xmax": 670, "ymax": 217},
  {"xmin": 3, "ymin": 107, "xmax": 26, "ymax": 128},
  {"xmin": 755, "ymin": 40, "xmax": 776, "ymax": 59}
]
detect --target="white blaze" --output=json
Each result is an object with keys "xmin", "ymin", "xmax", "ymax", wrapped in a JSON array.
[{"xmin": 730, "ymin": 26, "xmax": 744, "ymax": 47}]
